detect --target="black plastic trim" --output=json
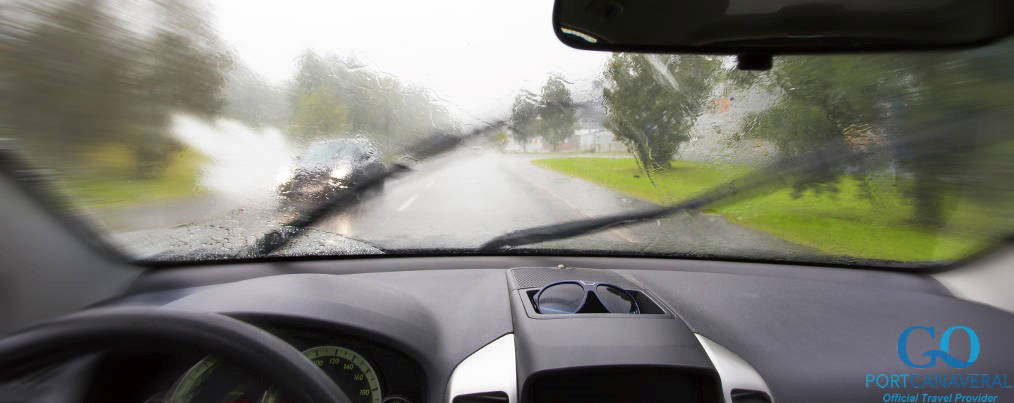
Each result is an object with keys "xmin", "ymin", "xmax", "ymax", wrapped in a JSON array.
[{"xmin": 551, "ymin": 1, "xmax": 1014, "ymax": 55}]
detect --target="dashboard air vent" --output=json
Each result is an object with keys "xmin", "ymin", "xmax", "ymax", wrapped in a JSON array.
[
  {"xmin": 731, "ymin": 388, "xmax": 773, "ymax": 403},
  {"xmin": 452, "ymin": 391, "xmax": 509, "ymax": 403}
]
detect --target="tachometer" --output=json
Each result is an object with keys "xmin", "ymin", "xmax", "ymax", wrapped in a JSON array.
[{"xmin": 262, "ymin": 345, "xmax": 382, "ymax": 403}]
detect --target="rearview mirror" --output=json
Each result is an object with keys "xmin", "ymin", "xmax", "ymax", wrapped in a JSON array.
[{"xmin": 553, "ymin": 0, "xmax": 1013, "ymax": 54}]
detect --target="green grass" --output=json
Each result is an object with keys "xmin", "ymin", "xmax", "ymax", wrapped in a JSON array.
[
  {"xmin": 533, "ymin": 157, "xmax": 990, "ymax": 262},
  {"xmin": 60, "ymin": 148, "xmax": 206, "ymax": 208}
]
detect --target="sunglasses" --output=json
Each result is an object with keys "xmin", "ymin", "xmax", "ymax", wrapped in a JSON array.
[{"xmin": 533, "ymin": 280, "xmax": 641, "ymax": 314}]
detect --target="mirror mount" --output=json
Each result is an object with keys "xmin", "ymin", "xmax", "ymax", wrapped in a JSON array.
[{"xmin": 736, "ymin": 54, "xmax": 773, "ymax": 71}]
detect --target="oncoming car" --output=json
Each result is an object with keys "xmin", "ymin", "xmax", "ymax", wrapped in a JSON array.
[{"xmin": 278, "ymin": 138, "xmax": 385, "ymax": 204}]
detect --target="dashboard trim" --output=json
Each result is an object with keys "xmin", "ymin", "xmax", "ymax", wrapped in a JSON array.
[
  {"xmin": 695, "ymin": 333, "xmax": 774, "ymax": 403},
  {"xmin": 446, "ymin": 333, "xmax": 517, "ymax": 403}
]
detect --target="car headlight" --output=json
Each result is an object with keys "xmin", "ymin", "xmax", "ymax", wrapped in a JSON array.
[
  {"xmin": 330, "ymin": 164, "xmax": 352, "ymax": 179},
  {"xmin": 274, "ymin": 168, "xmax": 292, "ymax": 186}
]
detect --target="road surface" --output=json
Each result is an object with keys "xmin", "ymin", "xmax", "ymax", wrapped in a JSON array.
[
  {"xmin": 109, "ymin": 151, "xmax": 814, "ymax": 260},
  {"xmin": 314, "ymin": 151, "xmax": 815, "ymax": 258}
]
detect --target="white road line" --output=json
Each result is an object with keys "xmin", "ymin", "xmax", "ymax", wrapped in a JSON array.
[
  {"xmin": 397, "ymin": 194, "xmax": 419, "ymax": 212},
  {"xmin": 425, "ymin": 179, "xmax": 436, "ymax": 189}
]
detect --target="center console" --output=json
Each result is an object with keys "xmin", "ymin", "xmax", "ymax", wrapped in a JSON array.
[{"xmin": 507, "ymin": 267, "xmax": 724, "ymax": 403}]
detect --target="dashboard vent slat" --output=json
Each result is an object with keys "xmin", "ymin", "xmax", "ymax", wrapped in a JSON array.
[
  {"xmin": 452, "ymin": 391, "xmax": 509, "ymax": 403},
  {"xmin": 731, "ymin": 388, "xmax": 773, "ymax": 403}
]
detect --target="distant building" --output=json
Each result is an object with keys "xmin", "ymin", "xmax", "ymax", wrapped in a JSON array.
[
  {"xmin": 576, "ymin": 129, "xmax": 626, "ymax": 153},
  {"xmin": 570, "ymin": 98, "xmax": 626, "ymax": 153}
]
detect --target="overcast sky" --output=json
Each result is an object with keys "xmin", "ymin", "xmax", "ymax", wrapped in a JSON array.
[{"xmin": 211, "ymin": 0, "xmax": 611, "ymax": 123}]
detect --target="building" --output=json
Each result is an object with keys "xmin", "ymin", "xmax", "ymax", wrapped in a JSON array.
[{"xmin": 576, "ymin": 129, "xmax": 626, "ymax": 153}]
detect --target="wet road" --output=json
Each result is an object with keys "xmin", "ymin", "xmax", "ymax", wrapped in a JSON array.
[
  {"xmin": 110, "ymin": 151, "xmax": 814, "ymax": 260},
  {"xmin": 314, "ymin": 151, "xmax": 641, "ymax": 249},
  {"xmin": 314, "ymin": 152, "xmax": 815, "ymax": 258}
]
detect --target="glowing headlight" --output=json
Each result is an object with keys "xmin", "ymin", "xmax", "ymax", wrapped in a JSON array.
[
  {"xmin": 274, "ymin": 167, "xmax": 292, "ymax": 186},
  {"xmin": 330, "ymin": 164, "xmax": 352, "ymax": 178}
]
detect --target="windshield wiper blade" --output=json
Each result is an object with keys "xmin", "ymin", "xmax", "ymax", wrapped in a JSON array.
[
  {"xmin": 479, "ymin": 113, "xmax": 996, "ymax": 251},
  {"xmin": 248, "ymin": 122, "xmax": 506, "ymax": 257},
  {"xmin": 478, "ymin": 151, "xmax": 826, "ymax": 251}
]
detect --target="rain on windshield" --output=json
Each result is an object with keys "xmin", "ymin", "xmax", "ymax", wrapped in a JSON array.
[{"xmin": 1, "ymin": 0, "xmax": 1012, "ymax": 265}]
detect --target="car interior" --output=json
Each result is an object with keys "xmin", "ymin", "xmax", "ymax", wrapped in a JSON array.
[{"xmin": 1, "ymin": 0, "xmax": 1012, "ymax": 403}]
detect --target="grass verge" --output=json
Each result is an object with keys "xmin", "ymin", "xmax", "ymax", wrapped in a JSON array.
[
  {"xmin": 60, "ymin": 148, "xmax": 206, "ymax": 208},
  {"xmin": 533, "ymin": 157, "xmax": 988, "ymax": 262}
]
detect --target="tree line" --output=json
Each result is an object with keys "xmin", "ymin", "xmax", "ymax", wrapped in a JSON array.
[
  {"xmin": 510, "ymin": 46, "xmax": 1013, "ymax": 228},
  {"xmin": 283, "ymin": 52, "xmax": 458, "ymax": 152},
  {"xmin": 735, "ymin": 48, "xmax": 1014, "ymax": 226},
  {"xmin": 0, "ymin": 0, "xmax": 459, "ymax": 180},
  {"xmin": 1, "ymin": 0, "xmax": 230, "ymax": 178}
]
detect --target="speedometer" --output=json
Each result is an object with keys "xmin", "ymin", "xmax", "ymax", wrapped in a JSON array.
[{"xmin": 263, "ymin": 345, "xmax": 382, "ymax": 403}]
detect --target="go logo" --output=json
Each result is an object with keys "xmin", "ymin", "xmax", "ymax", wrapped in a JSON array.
[{"xmin": 898, "ymin": 326, "xmax": 979, "ymax": 369}]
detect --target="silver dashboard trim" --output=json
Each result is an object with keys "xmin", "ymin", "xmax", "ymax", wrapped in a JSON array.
[
  {"xmin": 695, "ymin": 333, "xmax": 774, "ymax": 402},
  {"xmin": 446, "ymin": 333, "xmax": 517, "ymax": 403}
]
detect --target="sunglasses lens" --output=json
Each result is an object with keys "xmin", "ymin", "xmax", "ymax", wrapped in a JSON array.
[
  {"xmin": 596, "ymin": 285, "xmax": 637, "ymax": 313},
  {"xmin": 537, "ymin": 283, "xmax": 586, "ymax": 314}
]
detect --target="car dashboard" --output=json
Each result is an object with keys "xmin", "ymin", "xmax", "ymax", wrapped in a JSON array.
[{"xmin": 17, "ymin": 255, "xmax": 1014, "ymax": 403}]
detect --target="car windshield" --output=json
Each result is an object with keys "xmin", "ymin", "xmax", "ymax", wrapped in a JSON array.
[{"xmin": 1, "ymin": 0, "xmax": 1012, "ymax": 267}]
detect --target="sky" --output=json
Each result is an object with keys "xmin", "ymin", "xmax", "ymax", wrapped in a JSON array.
[{"xmin": 211, "ymin": 0, "xmax": 612, "ymax": 124}]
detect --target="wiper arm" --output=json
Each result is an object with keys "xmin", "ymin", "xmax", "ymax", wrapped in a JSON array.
[
  {"xmin": 248, "ymin": 122, "xmax": 506, "ymax": 257},
  {"xmin": 479, "ymin": 149, "xmax": 831, "ymax": 251},
  {"xmin": 479, "ymin": 113, "xmax": 995, "ymax": 251},
  {"xmin": 249, "ymin": 163, "xmax": 408, "ymax": 256}
]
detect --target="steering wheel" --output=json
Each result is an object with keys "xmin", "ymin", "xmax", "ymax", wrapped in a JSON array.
[{"xmin": 0, "ymin": 307, "xmax": 351, "ymax": 403}]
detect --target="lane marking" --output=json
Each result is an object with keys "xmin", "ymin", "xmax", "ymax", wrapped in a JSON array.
[
  {"xmin": 425, "ymin": 179, "xmax": 436, "ymax": 189},
  {"xmin": 397, "ymin": 194, "xmax": 419, "ymax": 212}
]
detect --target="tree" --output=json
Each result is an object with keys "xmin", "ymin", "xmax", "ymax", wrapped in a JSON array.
[
  {"xmin": 735, "ymin": 56, "xmax": 892, "ymax": 195},
  {"xmin": 535, "ymin": 76, "xmax": 577, "ymax": 151},
  {"xmin": 144, "ymin": 0, "xmax": 231, "ymax": 117},
  {"xmin": 134, "ymin": 0, "xmax": 233, "ymax": 176},
  {"xmin": 290, "ymin": 88, "xmax": 349, "ymax": 142},
  {"xmin": 288, "ymin": 52, "xmax": 348, "ymax": 142},
  {"xmin": 734, "ymin": 46, "xmax": 1014, "ymax": 226},
  {"xmin": 493, "ymin": 130, "xmax": 509, "ymax": 150},
  {"xmin": 1, "ymin": 0, "xmax": 133, "ymax": 158},
  {"xmin": 286, "ymin": 51, "xmax": 458, "ymax": 152},
  {"xmin": 291, "ymin": 52, "xmax": 332, "ymax": 102},
  {"xmin": 221, "ymin": 65, "xmax": 290, "ymax": 129},
  {"xmin": 602, "ymin": 54, "xmax": 721, "ymax": 172},
  {"xmin": 739, "ymin": 56, "xmax": 888, "ymax": 155},
  {"xmin": 509, "ymin": 91, "xmax": 539, "ymax": 151},
  {"xmin": 882, "ymin": 47, "xmax": 1014, "ymax": 227},
  {"xmin": 0, "ymin": 0, "xmax": 231, "ymax": 177}
]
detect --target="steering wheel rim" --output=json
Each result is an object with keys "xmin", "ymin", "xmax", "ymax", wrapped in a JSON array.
[{"xmin": 0, "ymin": 307, "xmax": 351, "ymax": 403}]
